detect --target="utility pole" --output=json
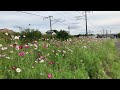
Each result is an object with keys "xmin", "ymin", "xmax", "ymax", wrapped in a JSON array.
[
  {"xmin": 68, "ymin": 26, "xmax": 70, "ymax": 35},
  {"xmin": 106, "ymin": 29, "xmax": 107, "ymax": 38},
  {"xmin": 85, "ymin": 11, "xmax": 88, "ymax": 36},
  {"xmin": 44, "ymin": 16, "xmax": 53, "ymax": 31},
  {"xmin": 49, "ymin": 16, "xmax": 53, "ymax": 30}
]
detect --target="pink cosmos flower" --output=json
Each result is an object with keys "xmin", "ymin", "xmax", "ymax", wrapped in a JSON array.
[
  {"xmin": 24, "ymin": 45, "xmax": 30, "ymax": 48},
  {"xmin": 47, "ymin": 73, "xmax": 53, "ymax": 78},
  {"xmin": 15, "ymin": 45, "xmax": 20, "ymax": 50},
  {"xmin": 40, "ymin": 56, "xmax": 44, "ymax": 59},
  {"xmin": 18, "ymin": 52, "xmax": 25, "ymax": 56},
  {"xmin": 34, "ymin": 44, "xmax": 38, "ymax": 48},
  {"xmin": 38, "ymin": 56, "xmax": 44, "ymax": 60}
]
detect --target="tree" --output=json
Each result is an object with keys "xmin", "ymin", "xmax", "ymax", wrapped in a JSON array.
[
  {"xmin": 20, "ymin": 28, "xmax": 42, "ymax": 43},
  {"xmin": 118, "ymin": 33, "xmax": 120, "ymax": 38},
  {"xmin": 56, "ymin": 30, "xmax": 69, "ymax": 40},
  {"xmin": 52, "ymin": 30, "xmax": 58, "ymax": 34}
]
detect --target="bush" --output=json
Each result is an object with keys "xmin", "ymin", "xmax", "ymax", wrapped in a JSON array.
[
  {"xmin": 118, "ymin": 33, "xmax": 120, "ymax": 38},
  {"xmin": 56, "ymin": 30, "xmax": 69, "ymax": 40},
  {"xmin": 20, "ymin": 28, "xmax": 42, "ymax": 43}
]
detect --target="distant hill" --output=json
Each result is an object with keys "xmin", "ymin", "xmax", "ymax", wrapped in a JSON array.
[{"xmin": 0, "ymin": 28, "xmax": 15, "ymax": 33}]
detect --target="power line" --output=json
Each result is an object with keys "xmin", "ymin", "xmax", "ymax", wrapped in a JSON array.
[
  {"xmin": 54, "ymin": 11, "xmax": 83, "ymax": 27},
  {"xmin": 87, "ymin": 20, "xmax": 99, "ymax": 30},
  {"xmin": 17, "ymin": 11, "xmax": 81, "ymax": 27},
  {"xmin": 16, "ymin": 11, "xmax": 45, "ymax": 18},
  {"xmin": 55, "ymin": 11, "xmax": 75, "ymax": 21},
  {"xmin": 88, "ymin": 14, "xmax": 105, "ymax": 30}
]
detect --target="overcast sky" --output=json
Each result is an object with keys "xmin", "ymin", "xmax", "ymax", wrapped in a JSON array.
[{"xmin": 0, "ymin": 11, "xmax": 120, "ymax": 35}]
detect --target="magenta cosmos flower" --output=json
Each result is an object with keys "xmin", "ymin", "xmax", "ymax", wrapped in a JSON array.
[
  {"xmin": 47, "ymin": 73, "xmax": 53, "ymax": 78},
  {"xmin": 18, "ymin": 52, "xmax": 25, "ymax": 56},
  {"xmin": 19, "ymin": 46, "xmax": 23, "ymax": 49}
]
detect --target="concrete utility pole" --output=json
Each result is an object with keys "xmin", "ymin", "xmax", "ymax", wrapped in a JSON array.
[
  {"xmin": 85, "ymin": 11, "xmax": 88, "ymax": 36},
  {"xmin": 44, "ymin": 16, "xmax": 53, "ymax": 31},
  {"xmin": 68, "ymin": 26, "xmax": 70, "ymax": 35},
  {"xmin": 106, "ymin": 30, "xmax": 108, "ymax": 37},
  {"xmin": 49, "ymin": 16, "xmax": 53, "ymax": 30}
]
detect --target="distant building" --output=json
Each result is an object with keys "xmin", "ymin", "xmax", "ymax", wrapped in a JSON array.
[
  {"xmin": 108, "ymin": 34, "xmax": 118, "ymax": 38},
  {"xmin": 96, "ymin": 34, "xmax": 118, "ymax": 38},
  {"xmin": 46, "ymin": 30, "xmax": 56, "ymax": 35}
]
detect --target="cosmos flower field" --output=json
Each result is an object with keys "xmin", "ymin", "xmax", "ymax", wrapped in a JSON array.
[{"xmin": 1, "ymin": 33, "xmax": 120, "ymax": 79}]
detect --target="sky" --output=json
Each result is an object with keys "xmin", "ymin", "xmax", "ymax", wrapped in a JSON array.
[{"xmin": 0, "ymin": 11, "xmax": 120, "ymax": 35}]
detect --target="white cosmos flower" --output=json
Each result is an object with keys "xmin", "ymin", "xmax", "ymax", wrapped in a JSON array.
[
  {"xmin": 56, "ymin": 53, "xmax": 59, "ymax": 56},
  {"xmin": 40, "ymin": 73, "xmax": 43, "ymax": 75},
  {"xmin": 35, "ymin": 61, "xmax": 38, "ymax": 63},
  {"xmin": 11, "ymin": 35, "xmax": 14, "ymax": 38},
  {"xmin": 14, "ymin": 36, "xmax": 19, "ymax": 40},
  {"xmin": 34, "ymin": 44, "xmax": 38, "ymax": 48},
  {"xmin": 5, "ymin": 33, "xmax": 8, "ymax": 35},
  {"xmin": 1, "ymin": 47, "xmax": 7, "ymax": 50},
  {"xmin": 10, "ymin": 51, "xmax": 14, "ymax": 53},
  {"xmin": 34, "ymin": 41, "xmax": 37, "ymax": 43},
  {"xmin": 39, "ymin": 60, "xmax": 44, "ymax": 63},
  {"xmin": 23, "ymin": 35, "xmax": 26, "ymax": 37},
  {"xmin": 82, "ymin": 46, "xmax": 87, "ymax": 48},
  {"xmin": 6, "ymin": 57, "xmax": 10, "ymax": 59},
  {"xmin": 80, "ymin": 60, "xmax": 83, "ymax": 62},
  {"xmin": 10, "ymin": 44, "xmax": 13, "ymax": 47},
  {"xmin": 16, "ymin": 68, "xmax": 21, "ymax": 73},
  {"xmin": 26, "ymin": 52, "xmax": 29, "ymax": 54},
  {"xmin": 0, "ymin": 44, "xmax": 2, "ymax": 47},
  {"xmin": 52, "ymin": 50, "xmax": 54, "ymax": 52},
  {"xmin": 63, "ymin": 50, "xmax": 66, "ymax": 54},
  {"xmin": 31, "ymin": 66, "xmax": 34, "ymax": 69}
]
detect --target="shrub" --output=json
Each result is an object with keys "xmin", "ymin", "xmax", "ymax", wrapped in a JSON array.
[
  {"xmin": 118, "ymin": 33, "xmax": 120, "ymax": 38},
  {"xmin": 20, "ymin": 28, "xmax": 42, "ymax": 43},
  {"xmin": 56, "ymin": 30, "xmax": 69, "ymax": 40}
]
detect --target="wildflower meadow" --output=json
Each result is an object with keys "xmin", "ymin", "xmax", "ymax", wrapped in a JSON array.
[{"xmin": 0, "ymin": 31, "xmax": 120, "ymax": 79}]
